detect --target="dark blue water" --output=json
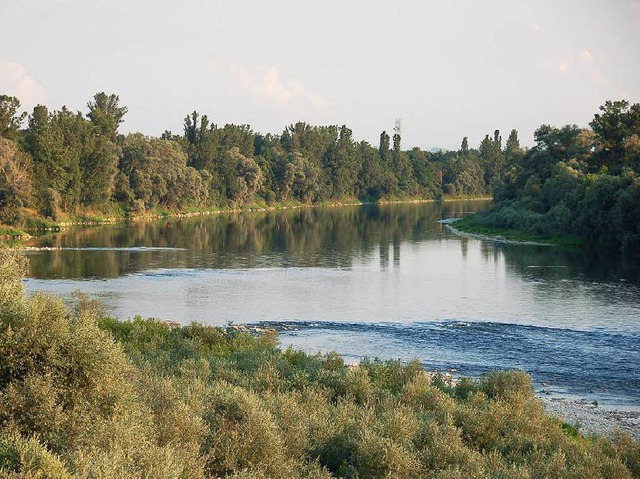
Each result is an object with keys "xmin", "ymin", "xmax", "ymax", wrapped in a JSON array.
[{"xmin": 269, "ymin": 320, "xmax": 640, "ymax": 407}]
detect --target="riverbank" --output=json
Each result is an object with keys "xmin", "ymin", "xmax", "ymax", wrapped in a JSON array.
[
  {"xmin": 440, "ymin": 218, "xmax": 555, "ymax": 246},
  {"xmin": 541, "ymin": 397, "xmax": 640, "ymax": 439},
  {"xmin": 2, "ymin": 196, "xmax": 492, "ymax": 248},
  {"xmin": 440, "ymin": 215, "xmax": 587, "ymax": 248},
  {"xmin": 447, "ymin": 212, "xmax": 587, "ymax": 249}
]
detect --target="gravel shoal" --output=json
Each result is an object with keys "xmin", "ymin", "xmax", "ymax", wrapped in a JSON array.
[{"xmin": 541, "ymin": 397, "xmax": 640, "ymax": 439}]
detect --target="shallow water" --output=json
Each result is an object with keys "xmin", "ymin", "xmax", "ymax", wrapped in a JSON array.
[{"xmin": 24, "ymin": 201, "xmax": 640, "ymax": 406}]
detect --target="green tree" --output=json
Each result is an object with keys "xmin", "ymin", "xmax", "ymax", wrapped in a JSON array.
[
  {"xmin": 590, "ymin": 100, "xmax": 640, "ymax": 173},
  {"xmin": 275, "ymin": 150, "xmax": 319, "ymax": 202},
  {"xmin": 0, "ymin": 95, "xmax": 26, "ymax": 141},
  {"xmin": 87, "ymin": 92, "xmax": 128, "ymax": 140},
  {"xmin": 324, "ymin": 125, "xmax": 360, "ymax": 198},
  {"xmin": 120, "ymin": 134, "xmax": 208, "ymax": 210},
  {"xmin": 357, "ymin": 142, "xmax": 385, "ymax": 201},
  {"xmin": 0, "ymin": 138, "xmax": 32, "ymax": 224},
  {"xmin": 479, "ymin": 130, "xmax": 503, "ymax": 190},
  {"xmin": 379, "ymin": 131, "xmax": 390, "ymax": 163},
  {"xmin": 392, "ymin": 132, "xmax": 401, "ymax": 156},
  {"xmin": 226, "ymin": 147, "xmax": 263, "ymax": 205},
  {"xmin": 80, "ymin": 135, "xmax": 119, "ymax": 207},
  {"xmin": 50, "ymin": 107, "xmax": 86, "ymax": 210},
  {"xmin": 504, "ymin": 129, "xmax": 522, "ymax": 165},
  {"xmin": 460, "ymin": 137, "xmax": 469, "ymax": 154},
  {"xmin": 24, "ymin": 105, "xmax": 70, "ymax": 216},
  {"xmin": 407, "ymin": 147, "xmax": 441, "ymax": 198}
]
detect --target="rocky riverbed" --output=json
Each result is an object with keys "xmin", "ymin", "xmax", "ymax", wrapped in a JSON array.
[{"xmin": 541, "ymin": 397, "xmax": 640, "ymax": 439}]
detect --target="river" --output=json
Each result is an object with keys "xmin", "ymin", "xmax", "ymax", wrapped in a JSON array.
[{"xmin": 23, "ymin": 200, "xmax": 640, "ymax": 408}]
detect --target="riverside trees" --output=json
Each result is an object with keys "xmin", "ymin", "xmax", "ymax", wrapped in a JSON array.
[
  {"xmin": 0, "ymin": 92, "xmax": 500, "ymax": 226},
  {"xmin": 3, "ymin": 91, "xmax": 638, "ymax": 251},
  {"xmin": 467, "ymin": 101, "xmax": 640, "ymax": 255}
]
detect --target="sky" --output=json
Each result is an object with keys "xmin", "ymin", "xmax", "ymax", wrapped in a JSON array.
[{"xmin": 1, "ymin": 0, "xmax": 639, "ymax": 150}]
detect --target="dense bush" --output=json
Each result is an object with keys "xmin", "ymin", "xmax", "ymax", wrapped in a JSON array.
[
  {"xmin": 1, "ymin": 250, "xmax": 639, "ymax": 478},
  {"xmin": 465, "ymin": 101, "xmax": 640, "ymax": 254},
  {"xmin": 466, "ymin": 167, "xmax": 640, "ymax": 253}
]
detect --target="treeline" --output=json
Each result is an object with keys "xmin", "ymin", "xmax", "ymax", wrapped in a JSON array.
[
  {"xmin": 1, "ymin": 92, "xmax": 507, "ymax": 226},
  {"xmin": 465, "ymin": 100, "xmax": 640, "ymax": 255},
  {"xmin": 1, "ymin": 250, "xmax": 639, "ymax": 478}
]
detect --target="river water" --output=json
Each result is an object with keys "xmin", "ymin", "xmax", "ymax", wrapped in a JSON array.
[{"xmin": 23, "ymin": 201, "xmax": 640, "ymax": 407}]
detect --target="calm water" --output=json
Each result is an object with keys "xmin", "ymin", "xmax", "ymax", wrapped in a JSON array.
[{"xmin": 24, "ymin": 201, "xmax": 640, "ymax": 407}]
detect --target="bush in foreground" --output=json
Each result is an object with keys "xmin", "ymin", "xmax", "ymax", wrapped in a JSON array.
[{"xmin": 0, "ymin": 250, "xmax": 639, "ymax": 478}]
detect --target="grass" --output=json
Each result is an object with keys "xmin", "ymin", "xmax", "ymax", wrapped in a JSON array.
[
  {"xmin": 453, "ymin": 214, "xmax": 587, "ymax": 249},
  {"xmin": 0, "ymin": 225, "xmax": 29, "ymax": 237}
]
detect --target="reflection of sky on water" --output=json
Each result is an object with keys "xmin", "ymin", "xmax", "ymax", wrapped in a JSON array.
[{"xmin": 25, "ymin": 236, "xmax": 640, "ymax": 333}]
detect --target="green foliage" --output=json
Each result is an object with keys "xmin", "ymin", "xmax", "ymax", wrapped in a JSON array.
[
  {"xmin": 0, "ymin": 95, "xmax": 26, "ymax": 141},
  {"xmin": 590, "ymin": 100, "xmax": 640, "ymax": 173},
  {"xmin": 120, "ymin": 134, "xmax": 208, "ymax": 210},
  {"xmin": 467, "ymin": 101, "xmax": 640, "ymax": 255},
  {"xmin": 0, "ymin": 138, "xmax": 32, "ymax": 226},
  {"xmin": 0, "ymin": 92, "xmax": 505, "ymax": 227},
  {"xmin": 86, "ymin": 92, "xmax": 128, "ymax": 140},
  {"xmin": 3, "ymin": 93, "xmax": 640, "ymax": 249}
]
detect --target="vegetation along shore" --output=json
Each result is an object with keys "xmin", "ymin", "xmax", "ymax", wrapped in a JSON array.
[
  {"xmin": 2, "ymin": 93, "xmax": 638, "ymax": 257},
  {"xmin": 456, "ymin": 101, "xmax": 640, "ymax": 256},
  {"xmin": 0, "ymin": 90, "xmax": 505, "ymax": 238}
]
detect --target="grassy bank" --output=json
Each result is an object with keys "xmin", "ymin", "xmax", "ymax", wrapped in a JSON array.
[
  {"xmin": 1, "ymin": 250, "xmax": 638, "ymax": 478},
  {"xmin": 452, "ymin": 214, "xmax": 586, "ymax": 249}
]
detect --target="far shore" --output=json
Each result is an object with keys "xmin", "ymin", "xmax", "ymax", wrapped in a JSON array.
[{"xmin": 2, "ymin": 196, "xmax": 492, "ymax": 245}]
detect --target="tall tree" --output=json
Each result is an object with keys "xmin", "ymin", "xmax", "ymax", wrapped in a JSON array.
[
  {"xmin": 479, "ymin": 130, "xmax": 504, "ymax": 190},
  {"xmin": 590, "ymin": 100, "xmax": 640, "ymax": 173},
  {"xmin": 392, "ymin": 132, "xmax": 401, "ymax": 155},
  {"xmin": 87, "ymin": 92, "xmax": 128, "ymax": 140},
  {"xmin": 504, "ymin": 129, "xmax": 523, "ymax": 171},
  {"xmin": 325, "ymin": 125, "xmax": 359, "ymax": 198},
  {"xmin": 460, "ymin": 137, "xmax": 469, "ymax": 154},
  {"xmin": 379, "ymin": 131, "xmax": 390, "ymax": 163}
]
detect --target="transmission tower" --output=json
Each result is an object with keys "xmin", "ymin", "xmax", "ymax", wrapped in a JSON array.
[
  {"xmin": 392, "ymin": 118, "xmax": 402, "ymax": 152},
  {"xmin": 394, "ymin": 118, "xmax": 402, "ymax": 138}
]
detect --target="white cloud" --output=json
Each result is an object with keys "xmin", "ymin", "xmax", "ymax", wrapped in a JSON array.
[
  {"xmin": 531, "ymin": 23, "xmax": 541, "ymax": 32},
  {"xmin": 228, "ymin": 63, "xmax": 325, "ymax": 110},
  {"xmin": 555, "ymin": 50, "xmax": 603, "ymax": 82},
  {"xmin": 0, "ymin": 60, "xmax": 46, "ymax": 109},
  {"xmin": 557, "ymin": 59, "xmax": 571, "ymax": 74},
  {"xmin": 306, "ymin": 91, "xmax": 327, "ymax": 110},
  {"xmin": 579, "ymin": 49, "xmax": 594, "ymax": 63}
]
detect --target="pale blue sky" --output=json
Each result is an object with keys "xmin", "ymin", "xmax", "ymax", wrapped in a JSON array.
[{"xmin": 1, "ymin": 0, "xmax": 639, "ymax": 149}]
